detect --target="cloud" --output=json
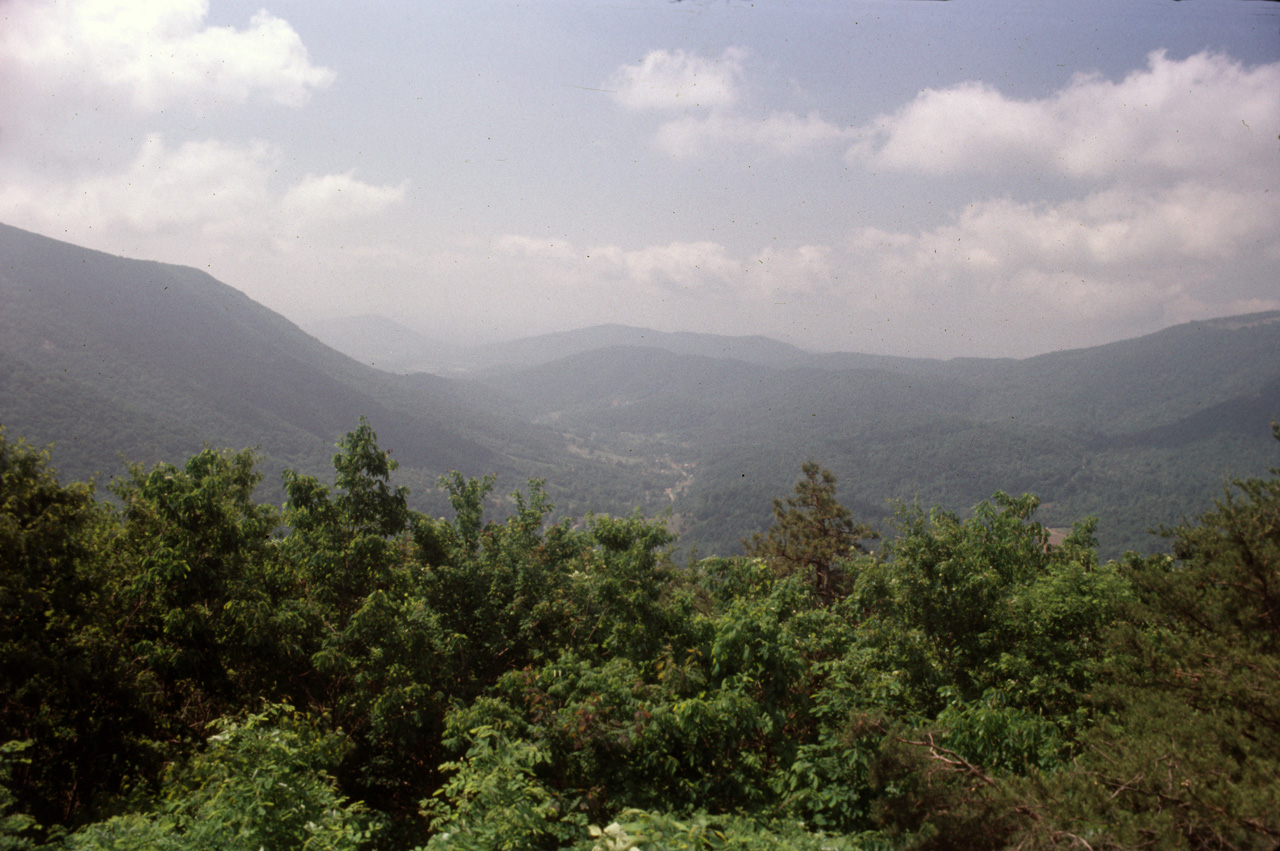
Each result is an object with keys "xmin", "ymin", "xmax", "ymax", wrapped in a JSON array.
[
  {"xmin": 469, "ymin": 153, "xmax": 1280, "ymax": 355},
  {"xmin": 844, "ymin": 182, "xmax": 1280, "ymax": 337},
  {"xmin": 0, "ymin": 0, "xmax": 334, "ymax": 118},
  {"xmin": 849, "ymin": 51, "xmax": 1280, "ymax": 186},
  {"xmin": 0, "ymin": 134, "xmax": 405, "ymax": 251},
  {"xmin": 0, "ymin": 1, "xmax": 403, "ymax": 270},
  {"xmin": 0, "ymin": 134, "xmax": 275, "ymax": 235},
  {"xmin": 609, "ymin": 47, "xmax": 745, "ymax": 112},
  {"xmin": 821, "ymin": 50, "xmax": 1280, "ymax": 354},
  {"xmin": 487, "ymin": 234, "xmax": 840, "ymax": 309},
  {"xmin": 281, "ymin": 172, "xmax": 408, "ymax": 225},
  {"xmin": 608, "ymin": 47, "xmax": 852, "ymax": 157}
]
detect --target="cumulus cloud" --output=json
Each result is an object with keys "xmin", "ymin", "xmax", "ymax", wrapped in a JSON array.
[
  {"xmin": 472, "ymin": 150, "xmax": 1280, "ymax": 355},
  {"xmin": 439, "ymin": 233, "xmax": 857, "ymax": 344},
  {"xmin": 0, "ymin": 0, "xmax": 334, "ymax": 118},
  {"xmin": 608, "ymin": 47, "xmax": 853, "ymax": 157},
  {"xmin": 488, "ymin": 234, "xmax": 841, "ymax": 311},
  {"xmin": 0, "ymin": 134, "xmax": 275, "ymax": 235},
  {"xmin": 0, "ymin": 134, "xmax": 405, "ymax": 252},
  {"xmin": 281, "ymin": 173, "xmax": 408, "ymax": 225},
  {"xmin": 850, "ymin": 51, "xmax": 1280, "ymax": 186},
  {"xmin": 0, "ymin": 0, "xmax": 406, "ymax": 276},
  {"xmin": 609, "ymin": 47, "xmax": 745, "ymax": 112},
  {"xmin": 817, "ymin": 50, "xmax": 1280, "ymax": 354},
  {"xmin": 843, "ymin": 181, "xmax": 1280, "ymax": 343}
]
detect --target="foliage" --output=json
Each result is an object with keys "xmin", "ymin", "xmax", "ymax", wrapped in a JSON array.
[
  {"xmin": 108, "ymin": 444, "xmax": 284, "ymax": 731},
  {"xmin": 0, "ymin": 742, "xmax": 37, "ymax": 851},
  {"xmin": 64, "ymin": 705, "xmax": 373, "ymax": 851},
  {"xmin": 422, "ymin": 726, "xmax": 585, "ymax": 851},
  {"xmin": 0, "ymin": 430, "xmax": 157, "ymax": 827},
  {"xmin": 743, "ymin": 461, "xmax": 875, "ymax": 604},
  {"xmin": 1000, "ymin": 425, "xmax": 1280, "ymax": 849},
  {"xmin": 580, "ymin": 809, "xmax": 870, "ymax": 851},
  {"xmin": 3, "ymin": 419, "xmax": 1278, "ymax": 849}
]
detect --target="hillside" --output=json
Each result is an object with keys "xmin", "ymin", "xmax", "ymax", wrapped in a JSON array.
[
  {"xmin": 0, "ymin": 223, "xmax": 556, "ymax": 504},
  {"xmin": 304, "ymin": 317, "xmax": 815, "ymax": 375},
  {"xmin": 3, "ymin": 222, "xmax": 1278, "ymax": 557},
  {"xmin": 467, "ymin": 315, "xmax": 1280, "ymax": 556}
]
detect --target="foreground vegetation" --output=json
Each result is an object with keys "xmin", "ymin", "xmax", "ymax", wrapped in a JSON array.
[{"xmin": 2, "ymin": 421, "xmax": 1278, "ymax": 850}]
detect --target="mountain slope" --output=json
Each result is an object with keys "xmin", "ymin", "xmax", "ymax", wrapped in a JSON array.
[
  {"xmin": 4, "ymin": 221, "xmax": 1277, "ymax": 558},
  {"xmin": 469, "ymin": 316, "xmax": 1280, "ymax": 555},
  {"xmin": 306, "ymin": 317, "xmax": 817, "ymax": 375},
  {"xmin": 0, "ymin": 223, "xmax": 518, "ymax": 489}
]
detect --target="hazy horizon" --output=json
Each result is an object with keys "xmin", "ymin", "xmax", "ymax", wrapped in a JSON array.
[
  {"xmin": 303, "ymin": 306, "xmax": 1280, "ymax": 362},
  {"xmin": 3, "ymin": 0, "xmax": 1278, "ymax": 359}
]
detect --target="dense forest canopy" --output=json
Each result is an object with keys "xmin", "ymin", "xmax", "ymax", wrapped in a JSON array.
[{"xmin": 3, "ymin": 420, "xmax": 1279, "ymax": 850}]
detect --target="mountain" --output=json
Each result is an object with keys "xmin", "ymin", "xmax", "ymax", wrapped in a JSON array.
[
  {"xmin": 3, "ymin": 221, "xmax": 1278, "ymax": 558},
  {"xmin": 464, "ymin": 315, "xmax": 1280, "ymax": 556},
  {"xmin": 302, "ymin": 314, "xmax": 459, "ymax": 375},
  {"xmin": 0, "ymin": 223, "xmax": 552, "ymax": 501},
  {"xmin": 306, "ymin": 317, "xmax": 816, "ymax": 375}
]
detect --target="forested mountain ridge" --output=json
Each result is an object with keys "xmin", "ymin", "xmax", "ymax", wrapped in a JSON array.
[
  {"xmin": 3, "ymin": 221, "xmax": 1279, "ymax": 557},
  {"xmin": 466, "ymin": 314, "xmax": 1280, "ymax": 555},
  {"xmin": 305, "ymin": 316, "xmax": 815, "ymax": 375},
  {"xmin": 0, "ymin": 222, "xmax": 577, "ymax": 506}
]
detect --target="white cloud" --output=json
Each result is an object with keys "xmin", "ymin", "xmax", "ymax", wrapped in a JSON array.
[
  {"xmin": 608, "ymin": 47, "xmax": 852, "ymax": 157},
  {"xmin": 281, "ymin": 172, "xmax": 408, "ymax": 225},
  {"xmin": 0, "ymin": 0, "xmax": 334, "ymax": 117},
  {"xmin": 466, "ymin": 150, "xmax": 1280, "ymax": 354},
  {"xmin": 0, "ymin": 1, "xmax": 404, "ymax": 273},
  {"xmin": 850, "ymin": 51, "xmax": 1280, "ymax": 186},
  {"xmin": 843, "ymin": 182, "xmax": 1280, "ymax": 337},
  {"xmin": 0, "ymin": 134, "xmax": 405, "ymax": 254},
  {"xmin": 494, "ymin": 235, "xmax": 579, "ymax": 263},
  {"xmin": 822, "ymin": 50, "xmax": 1280, "ymax": 354},
  {"xmin": 609, "ymin": 47, "xmax": 745, "ymax": 112},
  {"xmin": 487, "ymin": 234, "xmax": 840, "ymax": 309},
  {"xmin": 0, "ymin": 134, "xmax": 275, "ymax": 235}
]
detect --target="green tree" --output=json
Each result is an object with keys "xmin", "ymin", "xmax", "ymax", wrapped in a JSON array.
[
  {"xmin": 109, "ymin": 446, "xmax": 284, "ymax": 732},
  {"xmin": 744, "ymin": 462, "xmax": 875, "ymax": 605},
  {"xmin": 0, "ymin": 430, "xmax": 155, "ymax": 828},
  {"xmin": 1008, "ymin": 427, "xmax": 1280, "ymax": 849},
  {"xmin": 0, "ymin": 741, "xmax": 37, "ymax": 851},
  {"xmin": 65, "ymin": 705, "xmax": 374, "ymax": 851}
]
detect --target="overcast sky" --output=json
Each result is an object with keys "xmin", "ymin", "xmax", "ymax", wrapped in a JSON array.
[{"xmin": 2, "ymin": 0, "xmax": 1278, "ymax": 358}]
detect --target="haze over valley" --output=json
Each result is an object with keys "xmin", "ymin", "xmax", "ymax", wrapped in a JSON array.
[{"xmin": 4, "ymin": 222, "xmax": 1278, "ymax": 560}]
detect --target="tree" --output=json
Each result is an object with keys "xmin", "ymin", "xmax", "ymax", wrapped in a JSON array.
[
  {"xmin": 744, "ymin": 461, "xmax": 875, "ymax": 605},
  {"xmin": 64, "ymin": 706, "xmax": 375, "ymax": 851},
  {"xmin": 1016, "ymin": 426, "xmax": 1280, "ymax": 849},
  {"xmin": 109, "ymin": 446, "xmax": 283, "ymax": 730},
  {"xmin": 0, "ymin": 430, "xmax": 153, "ymax": 827}
]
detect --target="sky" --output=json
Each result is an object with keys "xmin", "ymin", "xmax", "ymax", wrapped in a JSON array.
[{"xmin": 1, "ymin": 0, "xmax": 1278, "ymax": 359}]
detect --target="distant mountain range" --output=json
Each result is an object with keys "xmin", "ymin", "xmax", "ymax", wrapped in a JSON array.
[
  {"xmin": 4, "ymin": 221, "xmax": 1279, "ymax": 557},
  {"xmin": 305, "ymin": 315, "xmax": 929, "ymax": 376},
  {"xmin": 303, "ymin": 316, "xmax": 826, "ymax": 375}
]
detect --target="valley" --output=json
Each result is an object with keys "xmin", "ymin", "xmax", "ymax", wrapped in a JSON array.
[{"xmin": 3, "ymin": 221, "xmax": 1279, "ymax": 558}]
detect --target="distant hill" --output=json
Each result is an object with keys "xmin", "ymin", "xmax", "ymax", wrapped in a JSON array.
[
  {"xmin": 303, "ymin": 314, "xmax": 459, "ymax": 375},
  {"xmin": 306, "ymin": 317, "xmax": 816, "ymax": 375},
  {"xmin": 465, "ymin": 314, "xmax": 1280, "ymax": 556},
  {"xmin": 3, "ymin": 221, "xmax": 1278, "ymax": 557},
  {"xmin": 0, "ymin": 223, "xmax": 551, "ymax": 501}
]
